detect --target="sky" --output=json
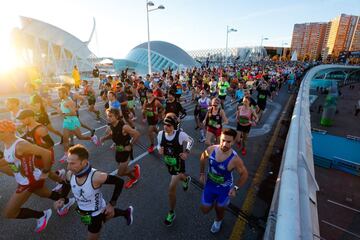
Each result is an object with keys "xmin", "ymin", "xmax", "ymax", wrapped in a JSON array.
[{"xmin": 1, "ymin": 0, "xmax": 360, "ymax": 61}]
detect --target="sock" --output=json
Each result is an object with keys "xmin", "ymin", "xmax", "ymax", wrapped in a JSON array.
[
  {"xmin": 114, "ymin": 208, "xmax": 128, "ymax": 218},
  {"xmin": 16, "ymin": 208, "xmax": 44, "ymax": 219}
]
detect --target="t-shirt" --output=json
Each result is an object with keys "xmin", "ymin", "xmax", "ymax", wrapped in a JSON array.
[{"xmin": 218, "ymin": 81, "xmax": 230, "ymax": 96}]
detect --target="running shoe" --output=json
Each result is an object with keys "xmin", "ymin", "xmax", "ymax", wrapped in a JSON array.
[
  {"xmin": 182, "ymin": 176, "xmax": 191, "ymax": 191},
  {"xmin": 91, "ymin": 135, "xmax": 101, "ymax": 146},
  {"xmin": 147, "ymin": 145, "xmax": 155, "ymax": 153},
  {"xmin": 164, "ymin": 211, "xmax": 176, "ymax": 226},
  {"xmin": 58, "ymin": 153, "xmax": 68, "ymax": 163},
  {"xmin": 131, "ymin": 116, "xmax": 137, "ymax": 121},
  {"xmin": 110, "ymin": 143, "xmax": 116, "ymax": 150},
  {"xmin": 35, "ymin": 209, "xmax": 52, "ymax": 233},
  {"xmin": 134, "ymin": 164, "xmax": 141, "ymax": 179},
  {"xmin": 241, "ymin": 147, "xmax": 247, "ymax": 156},
  {"xmin": 56, "ymin": 198, "xmax": 75, "ymax": 217},
  {"xmin": 125, "ymin": 206, "xmax": 134, "ymax": 225},
  {"xmin": 125, "ymin": 178, "xmax": 138, "ymax": 189},
  {"xmin": 199, "ymin": 137, "xmax": 205, "ymax": 143},
  {"xmin": 210, "ymin": 220, "xmax": 222, "ymax": 233}
]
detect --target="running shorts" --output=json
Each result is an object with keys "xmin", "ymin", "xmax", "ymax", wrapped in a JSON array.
[
  {"xmin": 201, "ymin": 182, "xmax": 231, "ymax": 207},
  {"xmin": 207, "ymin": 127, "xmax": 222, "ymax": 138},
  {"xmin": 63, "ymin": 116, "xmax": 81, "ymax": 131}
]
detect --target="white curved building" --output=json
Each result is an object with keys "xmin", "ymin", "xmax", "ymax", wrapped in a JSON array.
[{"xmin": 12, "ymin": 16, "xmax": 96, "ymax": 77}]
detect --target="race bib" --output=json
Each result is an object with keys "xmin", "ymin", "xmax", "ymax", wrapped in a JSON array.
[
  {"xmin": 164, "ymin": 155, "xmax": 177, "ymax": 166},
  {"xmin": 208, "ymin": 172, "xmax": 225, "ymax": 184}
]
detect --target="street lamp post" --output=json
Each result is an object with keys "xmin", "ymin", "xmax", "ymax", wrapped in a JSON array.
[
  {"xmin": 281, "ymin": 42, "xmax": 288, "ymax": 60},
  {"xmin": 259, "ymin": 35, "xmax": 269, "ymax": 61},
  {"xmin": 146, "ymin": 1, "xmax": 165, "ymax": 75},
  {"xmin": 225, "ymin": 25, "xmax": 237, "ymax": 66}
]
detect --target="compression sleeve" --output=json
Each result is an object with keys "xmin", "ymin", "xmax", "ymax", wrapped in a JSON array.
[
  {"xmin": 179, "ymin": 132, "xmax": 194, "ymax": 152},
  {"xmin": 104, "ymin": 175, "xmax": 124, "ymax": 206}
]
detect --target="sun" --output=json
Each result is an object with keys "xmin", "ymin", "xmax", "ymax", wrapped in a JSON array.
[{"xmin": 0, "ymin": 16, "xmax": 23, "ymax": 74}]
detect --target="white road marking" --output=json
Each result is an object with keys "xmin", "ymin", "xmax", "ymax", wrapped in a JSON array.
[
  {"xmin": 321, "ymin": 220, "xmax": 360, "ymax": 239},
  {"xmin": 54, "ymin": 124, "xmax": 108, "ymax": 146},
  {"xmin": 110, "ymin": 151, "xmax": 150, "ymax": 175},
  {"xmin": 327, "ymin": 199, "xmax": 360, "ymax": 213}
]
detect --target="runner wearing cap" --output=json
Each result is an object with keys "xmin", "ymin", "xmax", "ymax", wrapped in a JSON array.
[
  {"xmin": 0, "ymin": 119, "xmax": 74, "ymax": 233},
  {"xmin": 157, "ymin": 113, "xmax": 194, "ymax": 226}
]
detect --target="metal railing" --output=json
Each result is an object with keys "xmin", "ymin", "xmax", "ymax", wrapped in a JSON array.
[{"xmin": 264, "ymin": 64, "xmax": 360, "ymax": 240}]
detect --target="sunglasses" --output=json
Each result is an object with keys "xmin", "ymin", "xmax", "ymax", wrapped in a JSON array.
[{"xmin": 164, "ymin": 123, "xmax": 172, "ymax": 127}]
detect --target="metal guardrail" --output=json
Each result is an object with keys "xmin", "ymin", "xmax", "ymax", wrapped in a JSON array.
[{"xmin": 264, "ymin": 64, "xmax": 360, "ymax": 240}]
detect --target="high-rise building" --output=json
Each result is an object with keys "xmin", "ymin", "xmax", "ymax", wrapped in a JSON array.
[
  {"xmin": 290, "ymin": 22, "xmax": 327, "ymax": 60},
  {"xmin": 322, "ymin": 14, "xmax": 360, "ymax": 60},
  {"xmin": 291, "ymin": 14, "xmax": 360, "ymax": 61}
]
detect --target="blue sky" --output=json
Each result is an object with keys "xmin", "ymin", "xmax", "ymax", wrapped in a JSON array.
[{"xmin": 1, "ymin": 0, "xmax": 360, "ymax": 58}]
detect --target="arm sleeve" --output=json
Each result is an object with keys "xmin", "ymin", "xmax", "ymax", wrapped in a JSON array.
[
  {"xmin": 157, "ymin": 131, "xmax": 163, "ymax": 150},
  {"xmin": 104, "ymin": 175, "xmax": 124, "ymax": 205},
  {"xmin": 179, "ymin": 132, "xmax": 194, "ymax": 152}
]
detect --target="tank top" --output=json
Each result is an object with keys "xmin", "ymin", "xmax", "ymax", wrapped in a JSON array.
[
  {"xmin": 144, "ymin": 99, "xmax": 157, "ymax": 120},
  {"xmin": 207, "ymin": 108, "xmax": 222, "ymax": 129},
  {"xmin": 160, "ymin": 130, "xmax": 182, "ymax": 166},
  {"xmin": 70, "ymin": 168, "xmax": 106, "ymax": 216},
  {"xmin": 207, "ymin": 147, "xmax": 235, "ymax": 187},
  {"xmin": 125, "ymin": 86, "xmax": 134, "ymax": 100},
  {"xmin": 198, "ymin": 98, "xmax": 210, "ymax": 115},
  {"xmin": 4, "ymin": 138, "xmax": 42, "ymax": 185},
  {"xmin": 60, "ymin": 97, "xmax": 72, "ymax": 114},
  {"xmin": 238, "ymin": 106, "xmax": 252, "ymax": 126},
  {"xmin": 110, "ymin": 121, "xmax": 131, "ymax": 148},
  {"xmin": 138, "ymin": 88, "xmax": 147, "ymax": 102}
]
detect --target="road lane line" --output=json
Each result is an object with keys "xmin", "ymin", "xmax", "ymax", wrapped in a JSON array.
[
  {"xmin": 54, "ymin": 124, "xmax": 108, "ymax": 146},
  {"xmin": 229, "ymin": 95, "xmax": 294, "ymax": 240},
  {"xmin": 327, "ymin": 199, "xmax": 360, "ymax": 213}
]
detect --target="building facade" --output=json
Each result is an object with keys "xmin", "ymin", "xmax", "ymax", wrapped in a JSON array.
[
  {"xmin": 290, "ymin": 22, "xmax": 327, "ymax": 61},
  {"xmin": 322, "ymin": 14, "xmax": 360, "ymax": 60},
  {"xmin": 291, "ymin": 14, "xmax": 360, "ymax": 61}
]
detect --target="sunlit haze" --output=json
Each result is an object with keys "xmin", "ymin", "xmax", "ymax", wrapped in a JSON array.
[{"xmin": 2, "ymin": 0, "xmax": 360, "ymax": 61}]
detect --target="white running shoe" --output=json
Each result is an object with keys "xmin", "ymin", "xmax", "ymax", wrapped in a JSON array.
[
  {"xmin": 52, "ymin": 169, "xmax": 65, "ymax": 192},
  {"xmin": 91, "ymin": 135, "xmax": 100, "ymax": 146},
  {"xmin": 58, "ymin": 154, "xmax": 68, "ymax": 163},
  {"xmin": 35, "ymin": 209, "xmax": 52, "ymax": 233},
  {"xmin": 210, "ymin": 220, "xmax": 222, "ymax": 233},
  {"xmin": 56, "ymin": 198, "xmax": 75, "ymax": 217},
  {"xmin": 110, "ymin": 143, "xmax": 116, "ymax": 150}
]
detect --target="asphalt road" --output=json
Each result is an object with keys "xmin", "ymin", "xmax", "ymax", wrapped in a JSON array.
[{"xmin": 0, "ymin": 88, "xmax": 290, "ymax": 240}]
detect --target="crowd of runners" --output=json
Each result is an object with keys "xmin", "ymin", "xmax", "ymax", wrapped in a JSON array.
[{"xmin": 0, "ymin": 61, "xmax": 306, "ymax": 239}]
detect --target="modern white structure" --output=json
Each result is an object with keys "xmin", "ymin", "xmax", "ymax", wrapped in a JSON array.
[
  {"xmin": 225, "ymin": 26, "xmax": 237, "ymax": 65},
  {"xmin": 11, "ymin": 16, "xmax": 97, "ymax": 78}
]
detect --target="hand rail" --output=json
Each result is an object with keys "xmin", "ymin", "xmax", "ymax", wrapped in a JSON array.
[{"xmin": 264, "ymin": 64, "xmax": 360, "ymax": 240}]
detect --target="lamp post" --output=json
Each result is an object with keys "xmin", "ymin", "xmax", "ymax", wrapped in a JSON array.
[
  {"xmin": 259, "ymin": 36, "xmax": 269, "ymax": 60},
  {"xmin": 146, "ymin": 1, "xmax": 165, "ymax": 75},
  {"xmin": 225, "ymin": 25, "xmax": 237, "ymax": 66},
  {"xmin": 281, "ymin": 42, "xmax": 288, "ymax": 60}
]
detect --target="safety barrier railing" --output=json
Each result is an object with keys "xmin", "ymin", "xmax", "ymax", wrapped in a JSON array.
[{"xmin": 264, "ymin": 64, "xmax": 360, "ymax": 240}]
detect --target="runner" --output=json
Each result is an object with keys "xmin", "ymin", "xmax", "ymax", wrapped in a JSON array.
[
  {"xmin": 217, "ymin": 76, "xmax": 231, "ymax": 108},
  {"xmin": 256, "ymin": 82, "xmax": 271, "ymax": 121},
  {"xmin": 197, "ymin": 90, "xmax": 211, "ymax": 143},
  {"xmin": 236, "ymin": 97, "xmax": 258, "ymax": 155},
  {"xmin": 157, "ymin": 113, "xmax": 194, "ymax": 226},
  {"xmin": 203, "ymin": 98, "xmax": 228, "ymax": 146},
  {"xmin": 100, "ymin": 108, "xmax": 141, "ymax": 189},
  {"xmin": 199, "ymin": 128, "xmax": 248, "ymax": 233},
  {"xmin": 54, "ymin": 144, "xmax": 133, "ymax": 240},
  {"xmin": 165, "ymin": 90, "xmax": 186, "ymax": 120},
  {"xmin": 25, "ymin": 83, "xmax": 63, "ymax": 141},
  {"xmin": 136, "ymin": 81, "xmax": 147, "ymax": 108},
  {"xmin": 58, "ymin": 87, "xmax": 100, "ymax": 162},
  {"xmin": 115, "ymin": 83, "xmax": 135, "ymax": 128},
  {"xmin": 16, "ymin": 109, "xmax": 67, "ymax": 190},
  {"xmin": 82, "ymin": 80, "xmax": 101, "ymax": 122},
  {"xmin": 62, "ymin": 83, "xmax": 96, "ymax": 143},
  {"xmin": 124, "ymin": 79, "xmax": 137, "ymax": 121},
  {"xmin": 5, "ymin": 98, "xmax": 25, "ymax": 136},
  {"xmin": 0, "ymin": 120, "xmax": 74, "ymax": 233},
  {"xmin": 142, "ymin": 89, "xmax": 164, "ymax": 153}
]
